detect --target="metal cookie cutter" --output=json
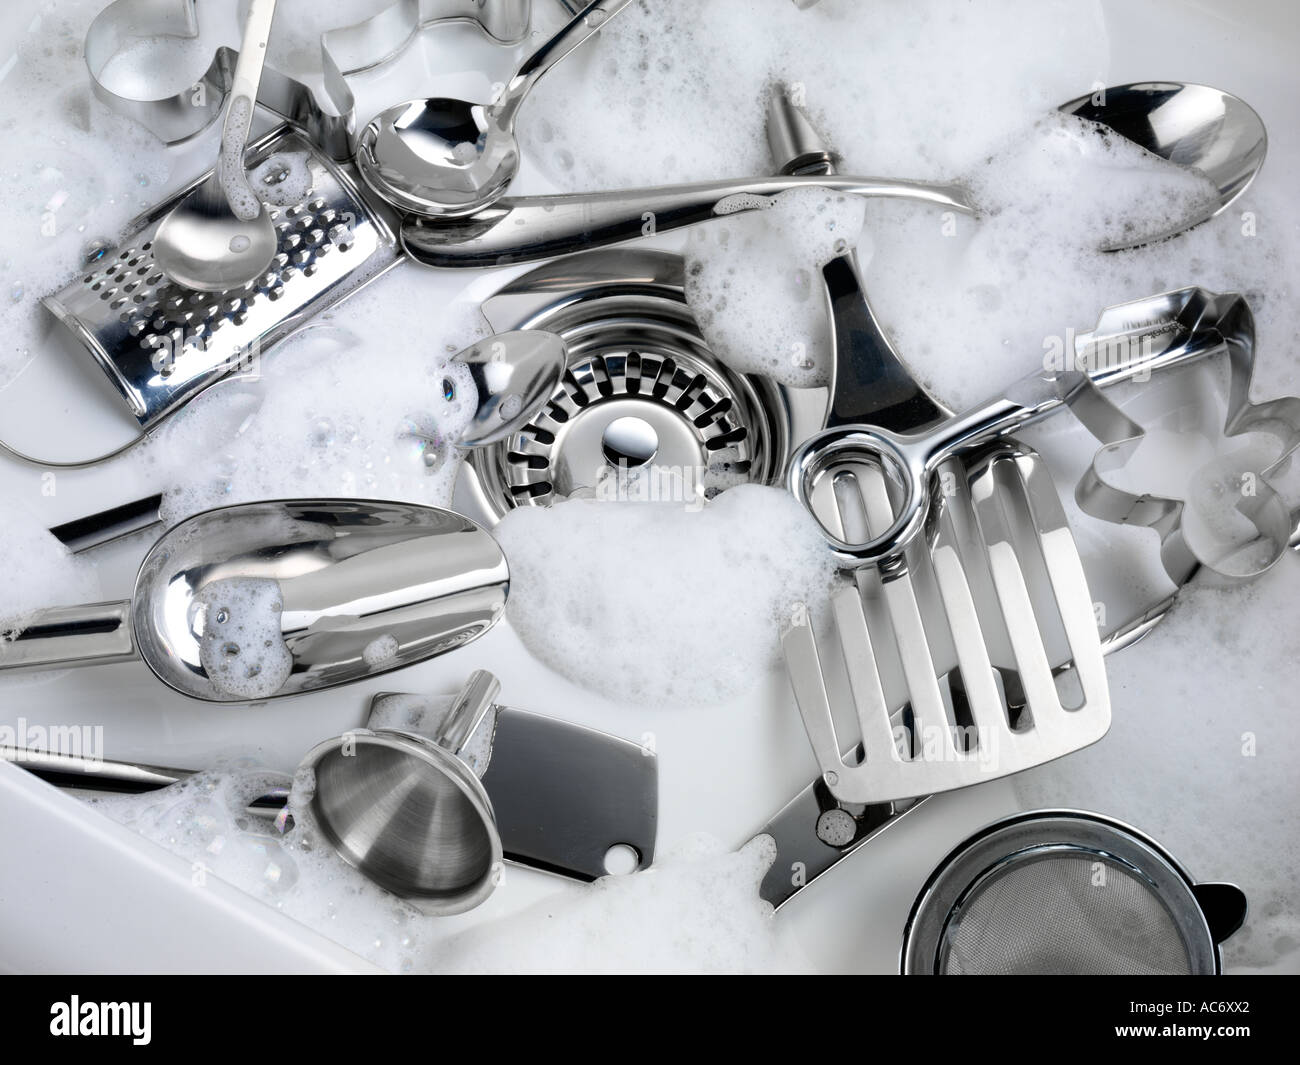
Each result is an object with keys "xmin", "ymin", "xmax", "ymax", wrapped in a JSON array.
[
  {"xmin": 35, "ymin": 124, "xmax": 399, "ymax": 458},
  {"xmin": 1069, "ymin": 287, "xmax": 1300, "ymax": 582},
  {"xmin": 85, "ymin": 0, "xmax": 534, "ymax": 158}
]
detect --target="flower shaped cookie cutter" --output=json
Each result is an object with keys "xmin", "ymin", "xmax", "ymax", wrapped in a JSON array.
[
  {"xmin": 84, "ymin": 0, "xmax": 535, "ymax": 158},
  {"xmin": 1068, "ymin": 286, "xmax": 1300, "ymax": 583}
]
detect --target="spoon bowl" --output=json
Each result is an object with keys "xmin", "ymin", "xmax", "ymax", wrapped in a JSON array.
[
  {"xmin": 1059, "ymin": 82, "xmax": 1267, "ymax": 251},
  {"xmin": 152, "ymin": 164, "xmax": 279, "ymax": 292},
  {"xmin": 153, "ymin": 0, "xmax": 281, "ymax": 291},
  {"xmin": 356, "ymin": 97, "xmax": 519, "ymax": 218},
  {"xmin": 357, "ymin": 0, "xmax": 632, "ymax": 218},
  {"xmin": 454, "ymin": 330, "xmax": 567, "ymax": 446}
]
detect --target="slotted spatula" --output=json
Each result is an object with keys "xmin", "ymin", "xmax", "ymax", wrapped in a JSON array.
[
  {"xmin": 783, "ymin": 436, "xmax": 1110, "ymax": 804},
  {"xmin": 769, "ymin": 89, "xmax": 1159, "ymax": 807}
]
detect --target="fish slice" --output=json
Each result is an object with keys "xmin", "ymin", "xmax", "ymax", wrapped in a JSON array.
[{"xmin": 765, "ymin": 88, "xmax": 1101, "ymax": 805}]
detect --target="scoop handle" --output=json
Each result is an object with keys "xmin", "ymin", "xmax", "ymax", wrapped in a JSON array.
[{"xmin": 0, "ymin": 601, "xmax": 138, "ymax": 672}]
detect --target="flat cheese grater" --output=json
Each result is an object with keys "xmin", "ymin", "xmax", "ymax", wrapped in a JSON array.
[{"xmin": 40, "ymin": 124, "xmax": 400, "ymax": 436}]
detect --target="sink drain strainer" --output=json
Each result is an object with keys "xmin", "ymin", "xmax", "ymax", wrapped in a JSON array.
[{"xmin": 467, "ymin": 249, "xmax": 823, "ymax": 517}]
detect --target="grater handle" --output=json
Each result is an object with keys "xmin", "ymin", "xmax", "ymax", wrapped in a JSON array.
[{"xmin": 0, "ymin": 601, "xmax": 139, "ymax": 673}]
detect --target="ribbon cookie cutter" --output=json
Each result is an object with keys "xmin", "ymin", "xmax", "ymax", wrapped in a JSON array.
[
  {"xmin": 1069, "ymin": 286, "xmax": 1300, "ymax": 584},
  {"xmin": 84, "ymin": 0, "xmax": 535, "ymax": 159}
]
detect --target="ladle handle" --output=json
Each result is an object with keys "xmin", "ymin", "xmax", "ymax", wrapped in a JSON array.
[
  {"xmin": 494, "ymin": 0, "xmax": 633, "ymax": 125},
  {"xmin": 216, "ymin": 0, "xmax": 279, "ymax": 219},
  {"xmin": 225, "ymin": 0, "xmax": 278, "ymax": 141},
  {"xmin": 0, "ymin": 601, "xmax": 138, "ymax": 673}
]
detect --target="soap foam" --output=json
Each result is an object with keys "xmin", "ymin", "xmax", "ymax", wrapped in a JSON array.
[
  {"xmin": 493, "ymin": 484, "xmax": 839, "ymax": 705},
  {"xmin": 216, "ymin": 95, "xmax": 262, "ymax": 223},
  {"xmin": 192, "ymin": 577, "xmax": 293, "ymax": 700},
  {"xmin": 247, "ymin": 151, "xmax": 315, "ymax": 208},
  {"xmin": 435, "ymin": 834, "xmax": 811, "ymax": 974},
  {"xmin": 0, "ymin": 0, "xmax": 173, "ymax": 386},
  {"xmin": 517, "ymin": 0, "xmax": 1110, "ymax": 190},
  {"xmin": 0, "ymin": 503, "xmax": 102, "ymax": 638},
  {"xmin": 684, "ymin": 186, "xmax": 866, "ymax": 387},
  {"xmin": 88, "ymin": 772, "xmax": 804, "ymax": 973},
  {"xmin": 362, "ymin": 633, "xmax": 400, "ymax": 667},
  {"xmin": 138, "ymin": 269, "xmax": 487, "ymax": 527}
]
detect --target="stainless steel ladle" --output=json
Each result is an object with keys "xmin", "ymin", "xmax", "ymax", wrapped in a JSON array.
[
  {"xmin": 356, "ymin": 0, "xmax": 632, "ymax": 218},
  {"xmin": 153, "ymin": 0, "xmax": 280, "ymax": 292},
  {"xmin": 401, "ymin": 81, "xmax": 1266, "ymax": 268}
]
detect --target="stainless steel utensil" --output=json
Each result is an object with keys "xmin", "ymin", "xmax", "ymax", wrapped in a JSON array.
[
  {"xmin": 461, "ymin": 246, "xmax": 823, "ymax": 517},
  {"xmin": 153, "ymin": 0, "xmax": 281, "ymax": 292},
  {"xmin": 772, "ymin": 91, "xmax": 1107, "ymax": 808},
  {"xmin": 401, "ymin": 173, "xmax": 977, "ymax": 267},
  {"xmin": 307, "ymin": 670, "xmax": 504, "ymax": 913},
  {"xmin": 902, "ymin": 810, "xmax": 1248, "ymax": 975},
  {"xmin": 788, "ymin": 299, "xmax": 1245, "ymax": 570},
  {"xmin": 1070, "ymin": 287, "xmax": 1300, "ymax": 582},
  {"xmin": 782, "ymin": 437, "xmax": 1111, "ymax": 806},
  {"xmin": 402, "ymin": 80, "xmax": 1264, "ymax": 269},
  {"xmin": 357, "ymin": 0, "xmax": 633, "ymax": 218},
  {"xmin": 85, "ymin": 0, "xmax": 534, "ymax": 160},
  {"xmin": 34, "ymin": 125, "xmax": 399, "ymax": 459},
  {"xmin": 0, "ymin": 500, "xmax": 509, "ymax": 702},
  {"xmin": 750, "ymin": 95, "xmax": 1248, "ymax": 896},
  {"xmin": 453, "ymin": 330, "xmax": 568, "ymax": 446},
  {"xmin": 1, "ymin": 670, "xmax": 659, "ymax": 912},
  {"xmin": 1059, "ymin": 82, "xmax": 1267, "ymax": 251}
]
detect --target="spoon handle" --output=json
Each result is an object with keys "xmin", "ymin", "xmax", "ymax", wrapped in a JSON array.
[
  {"xmin": 217, "ymin": 0, "xmax": 279, "ymax": 218},
  {"xmin": 0, "ymin": 601, "xmax": 139, "ymax": 673},
  {"xmin": 403, "ymin": 173, "xmax": 976, "ymax": 268},
  {"xmin": 494, "ymin": 0, "xmax": 633, "ymax": 124}
]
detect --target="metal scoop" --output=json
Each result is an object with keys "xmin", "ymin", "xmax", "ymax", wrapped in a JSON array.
[
  {"xmin": 0, "ymin": 500, "xmax": 508, "ymax": 702},
  {"xmin": 357, "ymin": 0, "xmax": 632, "ymax": 218},
  {"xmin": 153, "ymin": 0, "xmax": 280, "ymax": 292}
]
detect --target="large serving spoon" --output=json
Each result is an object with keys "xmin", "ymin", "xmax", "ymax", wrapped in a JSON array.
[
  {"xmin": 401, "ymin": 81, "xmax": 1266, "ymax": 268},
  {"xmin": 153, "ymin": 0, "xmax": 280, "ymax": 292},
  {"xmin": 356, "ymin": 0, "xmax": 632, "ymax": 218},
  {"xmin": 1059, "ymin": 81, "xmax": 1267, "ymax": 251},
  {"xmin": 1, "ymin": 500, "xmax": 509, "ymax": 702}
]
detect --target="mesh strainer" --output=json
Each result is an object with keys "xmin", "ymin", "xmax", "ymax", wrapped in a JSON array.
[{"xmin": 902, "ymin": 810, "xmax": 1247, "ymax": 975}]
